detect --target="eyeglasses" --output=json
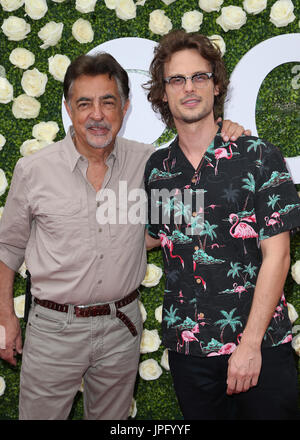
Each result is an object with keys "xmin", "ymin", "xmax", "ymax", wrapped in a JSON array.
[{"xmin": 164, "ymin": 72, "xmax": 214, "ymax": 89}]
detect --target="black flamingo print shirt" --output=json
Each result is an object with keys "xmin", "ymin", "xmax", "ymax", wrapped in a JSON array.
[{"xmin": 144, "ymin": 128, "xmax": 300, "ymax": 357}]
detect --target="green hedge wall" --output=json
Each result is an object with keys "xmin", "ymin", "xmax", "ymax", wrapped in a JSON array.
[{"xmin": 0, "ymin": 0, "xmax": 299, "ymax": 420}]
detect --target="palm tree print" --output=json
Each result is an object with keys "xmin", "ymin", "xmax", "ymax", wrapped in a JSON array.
[
  {"xmin": 267, "ymin": 194, "xmax": 281, "ymax": 210},
  {"xmin": 214, "ymin": 308, "xmax": 242, "ymax": 343},
  {"xmin": 242, "ymin": 172, "xmax": 255, "ymax": 211},
  {"xmin": 163, "ymin": 304, "xmax": 181, "ymax": 328}
]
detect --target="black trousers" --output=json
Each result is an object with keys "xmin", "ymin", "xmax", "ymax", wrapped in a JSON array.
[{"xmin": 169, "ymin": 343, "xmax": 300, "ymax": 420}]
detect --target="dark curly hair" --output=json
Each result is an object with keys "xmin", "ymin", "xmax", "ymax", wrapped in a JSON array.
[{"xmin": 144, "ymin": 30, "xmax": 229, "ymax": 129}]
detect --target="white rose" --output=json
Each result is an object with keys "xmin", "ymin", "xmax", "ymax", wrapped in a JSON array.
[
  {"xmin": 115, "ymin": 0, "xmax": 136, "ymax": 20},
  {"xmin": 208, "ymin": 34, "xmax": 226, "ymax": 56},
  {"xmin": 14, "ymin": 295, "xmax": 25, "ymax": 318},
  {"xmin": 161, "ymin": 0, "xmax": 176, "ymax": 4},
  {"xmin": 1, "ymin": 16, "xmax": 31, "ymax": 41},
  {"xmin": 181, "ymin": 11, "xmax": 203, "ymax": 33},
  {"xmin": 216, "ymin": 6, "xmax": 247, "ymax": 32},
  {"xmin": 128, "ymin": 398, "xmax": 137, "ymax": 418},
  {"xmin": 141, "ymin": 263, "xmax": 163, "ymax": 287},
  {"xmin": 291, "ymin": 260, "xmax": 300, "ymax": 284},
  {"xmin": 32, "ymin": 121, "xmax": 59, "ymax": 142},
  {"xmin": 0, "ymin": 169, "xmax": 8, "ymax": 196},
  {"xmin": 155, "ymin": 305, "xmax": 162, "ymax": 323},
  {"xmin": 160, "ymin": 348, "xmax": 170, "ymax": 371},
  {"xmin": 287, "ymin": 302, "xmax": 299, "ymax": 324},
  {"xmin": 139, "ymin": 358, "xmax": 162, "ymax": 380},
  {"xmin": 18, "ymin": 261, "xmax": 27, "ymax": 279},
  {"xmin": 0, "ymin": 77, "xmax": 13, "ymax": 103},
  {"xmin": 51, "ymin": 0, "xmax": 65, "ymax": 2},
  {"xmin": 292, "ymin": 333, "xmax": 300, "ymax": 356},
  {"xmin": 270, "ymin": 0, "xmax": 295, "ymax": 27},
  {"xmin": 199, "ymin": 0, "xmax": 223, "ymax": 12},
  {"xmin": 38, "ymin": 22, "xmax": 64, "ymax": 49},
  {"xmin": 20, "ymin": 139, "xmax": 48, "ymax": 156},
  {"xmin": 140, "ymin": 329, "xmax": 161, "ymax": 354},
  {"xmin": 72, "ymin": 19, "xmax": 94, "ymax": 44},
  {"xmin": 25, "ymin": 0, "xmax": 48, "ymax": 19},
  {"xmin": 136, "ymin": 0, "xmax": 146, "ymax": 5},
  {"xmin": 149, "ymin": 10, "xmax": 172, "ymax": 36},
  {"xmin": 243, "ymin": 0, "xmax": 267, "ymax": 14},
  {"xmin": 75, "ymin": 0, "xmax": 97, "ymax": 13},
  {"xmin": 0, "ymin": 0, "xmax": 24, "ymax": 11},
  {"xmin": 0, "ymin": 206, "xmax": 4, "ymax": 220},
  {"xmin": 138, "ymin": 300, "xmax": 147, "ymax": 323},
  {"xmin": 48, "ymin": 54, "xmax": 71, "ymax": 82},
  {"xmin": 12, "ymin": 94, "xmax": 41, "ymax": 119},
  {"xmin": 0, "ymin": 377, "xmax": 6, "ymax": 396},
  {"xmin": 0, "ymin": 134, "xmax": 6, "ymax": 150},
  {"xmin": 21, "ymin": 68, "xmax": 47, "ymax": 97},
  {"xmin": 9, "ymin": 48, "xmax": 35, "ymax": 69},
  {"xmin": 104, "ymin": 0, "xmax": 116, "ymax": 8}
]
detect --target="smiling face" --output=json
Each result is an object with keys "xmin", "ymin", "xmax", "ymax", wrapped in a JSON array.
[
  {"xmin": 65, "ymin": 73, "xmax": 129, "ymax": 154},
  {"xmin": 163, "ymin": 49, "xmax": 219, "ymax": 128}
]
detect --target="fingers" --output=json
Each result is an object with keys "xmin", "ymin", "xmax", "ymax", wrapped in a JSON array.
[
  {"xmin": 226, "ymin": 364, "xmax": 259, "ymax": 395},
  {"xmin": 0, "ymin": 347, "xmax": 18, "ymax": 366}
]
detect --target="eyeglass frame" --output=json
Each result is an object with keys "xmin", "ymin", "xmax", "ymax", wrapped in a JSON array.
[{"xmin": 164, "ymin": 72, "xmax": 214, "ymax": 88}]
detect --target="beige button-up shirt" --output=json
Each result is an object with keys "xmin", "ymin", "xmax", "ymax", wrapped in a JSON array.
[{"xmin": 0, "ymin": 129, "xmax": 155, "ymax": 305}]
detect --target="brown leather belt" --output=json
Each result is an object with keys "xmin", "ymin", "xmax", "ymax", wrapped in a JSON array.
[{"xmin": 34, "ymin": 290, "xmax": 139, "ymax": 336}]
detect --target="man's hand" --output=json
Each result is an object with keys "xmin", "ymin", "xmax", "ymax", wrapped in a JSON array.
[
  {"xmin": 0, "ymin": 313, "xmax": 22, "ymax": 366},
  {"xmin": 226, "ymin": 343, "xmax": 261, "ymax": 395},
  {"xmin": 218, "ymin": 118, "xmax": 251, "ymax": 142}
]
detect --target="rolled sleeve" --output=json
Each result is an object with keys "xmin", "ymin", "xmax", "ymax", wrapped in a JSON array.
[
  {"xmin": 0, "ymin": 160, "xmax": 32, "ymax": 271},
  {"xmin": 254, "ymin": 144, "xmax": 300, "ymax": 241}
]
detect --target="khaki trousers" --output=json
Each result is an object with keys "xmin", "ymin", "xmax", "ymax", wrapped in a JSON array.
[{"xmin": 19, "ymin": 298, "xmax": 142, "ymax": 420}]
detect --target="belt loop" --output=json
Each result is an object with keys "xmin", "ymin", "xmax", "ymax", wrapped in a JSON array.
[
  {"xmin": 109, "ymin": 302, "xmax": 117, "ymax": 320},
  {"xmin": 67, "ymin": 304, "xmax": 74, "ymax": 324}
]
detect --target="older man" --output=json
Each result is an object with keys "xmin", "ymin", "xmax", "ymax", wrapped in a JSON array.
[{"xmin": 0, "ymin": 52, "xmax": 246, "ymax": 420}]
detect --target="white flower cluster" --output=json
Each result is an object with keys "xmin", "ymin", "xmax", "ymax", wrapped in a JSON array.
[
  {"xmin": 104, "ymin": 0, "xmax": 137, "ymax": 21},
  {"xmin": 20, "ymin": 121, "xmax": 59, "ymax": 156}
]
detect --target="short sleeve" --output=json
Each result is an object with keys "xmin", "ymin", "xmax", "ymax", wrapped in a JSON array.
[
  {"xmin": 144, "ymin": 156, "xmax": 160, "ymax": 239},
  {"xmin": 254, "ymin": 142, "xmax": 300, "ymax": 241}
]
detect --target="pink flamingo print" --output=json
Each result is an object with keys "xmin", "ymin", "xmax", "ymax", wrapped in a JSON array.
[
  {"xmin": 270, "ymin": 211, "xmax": 283, "ymax": 225},
  {"xmin": 177, "ymin": 325, "xmax": 199, "ymax": 355},
  {"xmin": 233, "ymin": 283, "xmax": 247, "ymax": 299},
  {"xmin": 207, "ymin": 342, "xmax": 237, "ymax": 356},
  {"xmin": 229, "ymin": 214, "xmax": 258, "ymax": 255},
  {"xmin": 214, "ymin": 142, "xmax": 236, "ymax": 175},
  {"xmin": 160, "ymin": 232, "xmax": 184, "ymax": 268},
  {"xmin": 264, "ymin": 216, "xmax": 280, "ymax": 230}
]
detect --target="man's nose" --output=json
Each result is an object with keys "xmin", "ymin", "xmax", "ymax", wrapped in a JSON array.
[
  {"xmin": 183, "ymin": 77, "xmax": 195, "ymax": 92},
  {"xmin": 91, "ymin": 103, "xmax": 104, "ymax": 119}
]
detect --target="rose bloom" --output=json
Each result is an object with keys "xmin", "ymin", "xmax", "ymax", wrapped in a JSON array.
[
  {"xmin": 199, "ymin": 0, "xmax": 223, "ymax": 12},
  {"xmin": 116, "ymin": 0, "xmax": 136, "ymax": 20},
  {"xmin": 48, "ymin": 54, "xmax": 71, "ymax": 82},
  {"xmin": 270, "ymin": 0, "xmax": 295, "ymax": 27},
  {"xmin": 292, "ymin": 333, "xmax": 300, "ymax": 356},
  {"xmin": 140, "ymin": 329, "xmax": 161, "ymax": 354},
  {"xmin": 0, "ymin": 134, "xmax": 6, "ymax": 150},
  {"xmin": 32, "ymin": 121, "xmax": 59, "ymax": 142},
  {"xmin": 1, "ymin": 16, "xmax": 31, "ymax": 41},
  {"xmin": 181, "ymin": 10, "xmax": 203, "ymax": 33},
  {"xmin": 75, "ymin": 0, "xmax": 97, "ymax": 13},
  {"xmin": 149, "ymin": 10, "xmax": 172, "ymax": 36},
  {"xmin": 161, "ymin": 0, "xmax": 176, "ymax": 4},
  {"xmin": 139, "ymin": 358, "xmax": 163, "ymax": 380},
  {"xmin": 287, "ymin": 302, "xmax": 299, "ymax": 324},
  {"xmin": 14, "ymin": 295, "xmax": 25, "ymax": 318},
  {"xmin": 0, "ymin": 169, "xmax": 8, "ymax": 197},
  {"xmin": 155, "ymin": 305, "xmax": 162, "ymax": 323},
  {"xmin": 138, "ymin": 300, "xmax": 147, "ymax": 323},
  {"xmin": 208, "ymin": 34, "xmax": 226, "ymax": 56},
  {"xmin": 243, "ymin": 0, "xmax": 267, "ymax": 14},
  {"xmin": 38, "ymin": 22, "xmax": 64, "ymax": 49},
  {"xmin": 72, "ymin": 18, "xmax": 94, "ymax": 44},
  {"xmin": 20, "ymin": 139, "xmax": 48, "ymax": 156},
  {"xmin": 160, "ymin": 348, "xmax": 170, "ymax": 371},
  {"xmin": 21, "ymin": 68, "xmax": 48, "ymax": 97},
  {"xmin": 128, "ymin": 398, "xmax": 137, "ymax": 418},
  {"xmin": 9, "ymin": 48, "xmax": 35, "ymax": 69},
  {"xmin": 12, "ymin": 94, "xmax": 41, "ymax": 119},
  {"xmin": 104, "ymin": 0, "xmax": 116, "ymax": 8},
  {"xmin": 18, "ymin": 261, "xmax": 27, "ymax": 279},
  {"xmin": 0, "ymin": 0, "xmax": 24, "ymax": 11},
  {"xmin": 216, "ymin": 5, "xmax": 247, "ymax": 32},
  {"xmin": 0, "ymin": 206, "xmax": 4, "ymax": 220},
  {"xmin": 291, "ymin": 260, "xmax": 300, "ymax": 284},
  {"xmin": 0, "ymin": 377, "xmax": 6, "ymax": 397},
  {"xmin": 25, "ymin": 0, "xmax": 48, "ymax": 19},
  {"xmin": 141, "ymin": 263, "xmax": 163, "ymax": 287},
  {"xmin": 0, "ymin": 77, "xmax": 13, "ymax": 104}
]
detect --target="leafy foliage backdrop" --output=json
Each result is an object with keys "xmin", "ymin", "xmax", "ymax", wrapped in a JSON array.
[{"xmin": 0, "ymin": 0, "xmax": 299, "ymax": 420}]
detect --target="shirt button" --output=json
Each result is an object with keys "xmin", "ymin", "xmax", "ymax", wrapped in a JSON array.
[
  {"xmin": 99, "ymin": 254, "xmax": 104, "ymax": 259},
  {"xmin": 98, "ymin": 280, "xmax": 102, "ymax": 285},
  {"xmin": 98, "ymin": 227, "xmax": 102, "ymax": 232},
  {"xmin": 191, "ymin": 177, "xmax": 197, "ymax": 184},
  {"xmin": 97, "ymin": 201, "xmax": 100, "ymax": 207},
  {"xmin": 194, "ymin": 246, "xmax": 199, "ymax": 251},
  {"xmin": 196, "ymin": 278, "xmax": 202, "ymax": 284},
  {"xmin": 192, "ymin": 212, "xmax": 197, "ymax": 217}
]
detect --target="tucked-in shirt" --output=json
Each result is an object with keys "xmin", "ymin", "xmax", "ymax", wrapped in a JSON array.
[
  {"xmin": 145, "ymin": 129, "xmax": 300, "ymax": 357},
  {"xmin": 0, "ymin": 129, "xmax": 154, "ymax": 305}
]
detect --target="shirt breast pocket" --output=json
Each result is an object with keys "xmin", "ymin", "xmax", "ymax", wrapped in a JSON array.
[{"xmin": 35, "ymin": 199, "xmax": 84, "ymax": 270}]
